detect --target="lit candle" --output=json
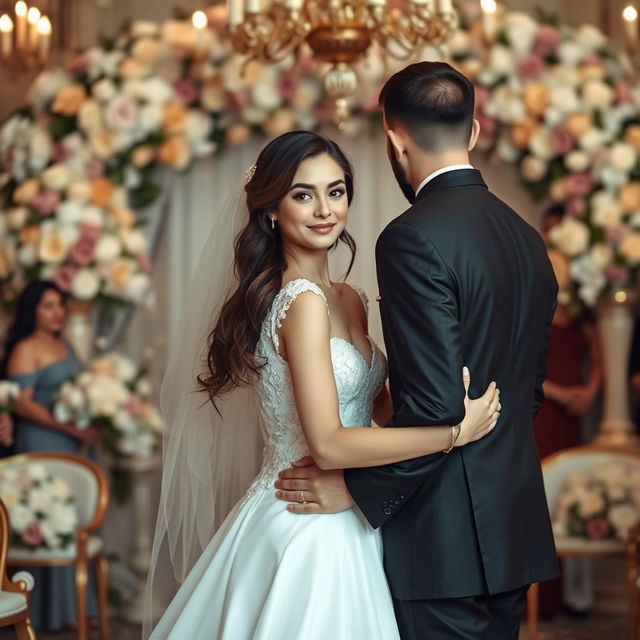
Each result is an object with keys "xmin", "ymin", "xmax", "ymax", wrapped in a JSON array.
[
  {"xmin": 480, "ymin": 0, "xmax": 497, "ymax": 42},
  {"xmin": 0, "ymin": 14, "xmax": 13, "ymax": 59},
  {"xmin": 285, "ymin": 0, "xmax": 304, "ymax": 9},
  {"xmin": 36, "ymin": 15, "xmax": 51, "ymax": 63},
  {"xmin": 245, "ymin": 0, "xmax": 260, "ymax": 14},
  {"xmin": 27, "ymin": 6, "xmax": 41, "ymax": 53},
  {"xmin": 192, "ymin": 10, "xmax": 207, "ymax": 50},
  {"xmin": 437, "ymin": 0, "xmax": 453, "ymax": 12},
  {"xmin": 14, "ymin": 1, "xmax": 26, "ymax": 52},
  {"xmin": 623, "ymin": 5, "xmax": 639, "ymax": 48},
  {"xmin": 228, "ymin": 0, "xmax": 244, "ymax": 27}
]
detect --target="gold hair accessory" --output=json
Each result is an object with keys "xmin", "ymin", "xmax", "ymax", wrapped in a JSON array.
[{"xmin": 244, "ymin": 163, "xmax": 257, "ymax": 184}]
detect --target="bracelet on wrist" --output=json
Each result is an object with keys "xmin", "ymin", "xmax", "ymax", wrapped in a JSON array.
[{"xmin": 443, "ymin": 423, "xmax": 461, "ymax": 454}]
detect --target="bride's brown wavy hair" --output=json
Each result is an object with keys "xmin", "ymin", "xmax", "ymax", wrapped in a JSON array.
[{"xmin": 198, "ymin": 131, "xmax": 356, "ymax": 406}]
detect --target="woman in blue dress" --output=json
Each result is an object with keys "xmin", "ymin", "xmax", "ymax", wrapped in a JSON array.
[{"xmin": 2, "ymin": 280, "xmax": 101, "ymax": 632}]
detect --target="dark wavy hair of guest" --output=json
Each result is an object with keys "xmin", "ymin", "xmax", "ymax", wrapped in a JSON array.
[
  {"xmin": 198, "ymin": 131, "xmax": 356, "ymax": 408},
  {"xmin": 1, "ymin": 280, "xmax": 66, "ymax": 376}
]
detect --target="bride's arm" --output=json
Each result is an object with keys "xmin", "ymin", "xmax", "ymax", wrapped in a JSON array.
[{"xmin": 280, "ymin": 292, "xmax": 499, "ymax": 470}]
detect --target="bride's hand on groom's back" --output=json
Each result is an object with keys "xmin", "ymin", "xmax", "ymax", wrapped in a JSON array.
[{"xmin": 454, "ymin": 368, "xmax": 501, "ymax": 447}]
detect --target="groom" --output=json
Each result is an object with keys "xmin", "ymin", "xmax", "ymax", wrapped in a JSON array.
[{"xmin": 276, "ymin": 61, "xmax": 559, "ymax": 638}]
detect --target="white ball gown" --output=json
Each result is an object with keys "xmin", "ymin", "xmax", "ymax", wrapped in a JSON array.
[{"xmin": 150, "ymin": 279, "xmax": 401, "ymax": 640}]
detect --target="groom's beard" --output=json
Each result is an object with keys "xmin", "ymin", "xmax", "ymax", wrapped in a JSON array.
[{"xmin": 387, "ymin": 139, "xmax": 416, "ymax": 204}]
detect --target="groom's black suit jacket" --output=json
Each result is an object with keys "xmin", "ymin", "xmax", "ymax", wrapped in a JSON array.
[{"xmin": 345, "ymin": 169, "xmax": 560, "ymax": 600}]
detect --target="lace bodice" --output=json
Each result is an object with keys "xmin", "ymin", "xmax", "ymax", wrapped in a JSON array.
[{"xmin": 247, "ymin": 279, "xmax": 387, "ymax": 494}]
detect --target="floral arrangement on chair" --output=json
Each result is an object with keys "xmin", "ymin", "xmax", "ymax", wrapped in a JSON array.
[
  {"xmin": 0, "ymin": 381, "xmax": 20, "ymax": 414},
  {"xmin": 0, "ymin": 464, "xmax": 77, "ymax": 551},
  {"xmin": 53, "ymin": 352, "xmax": 164, "ymax": 459},
  {"xmin": 552, "ymin": 460, "xmax": 640, "ymax": 542}
]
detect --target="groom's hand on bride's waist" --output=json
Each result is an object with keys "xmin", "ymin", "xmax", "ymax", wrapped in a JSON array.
[{"xmin": 274, "ymin": 456, "xmax": 355, "ymax": 514}]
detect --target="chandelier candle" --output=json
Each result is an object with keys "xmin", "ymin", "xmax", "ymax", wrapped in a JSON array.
[
  {"xmin": 623, "ymin": 5, "xmax": 638, "ymax": 50},
  {"xmin": 26, "ymin": 5, "xmax": 39, "ymax": 53},
  {"xmin": 14, "ymin": 1, "xmax": 26, "ymax": 52},
  {"xmin": 36, "ymin": 14, "xmax": 50, "ymax": 63},
  {"xmin": 0, "ymin": 14, "xmax": 13, "ymax": 59},
  {"xmin": 480, "ymin": 0, "xmax": 497, "ymax": 42}
]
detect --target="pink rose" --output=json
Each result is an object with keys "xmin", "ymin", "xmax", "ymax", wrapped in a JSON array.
[
  {"xmin": 67, "ymin": 53, "xmax": 88, "ymax": 76},
  {"xmin": 607, "ymin": 224, "xmax": 629, "ymax": 245},
  {"xmin": 80, "ymin": 224, "xmax": 101, "ymax": 242},
  {"xmin": 278, "ymin": 73, "xmax": 297, "ymax": 102},
  {"xmin": 580, "ymin": 54, "xmax": 604, "ymax": 68},
  {"xmin": 52, "ymin": 143, "xmax": 68, "ymax": 164},
  {"xmin": 175, "ymin": 79, "xmax": 199, "ymax": 106},
  {"xmin": 517, "ymin": 55, "xmax": 545, "ymax": 81},
  {"xmin": 475, "ymin": 113, "xmax": 498, "ymax": 138},
  {"xmin": 615, "ymin": 81, "xmax": 633, "ymax": 104},
  {"xmin": 552, "ymin": 127, "xmax": 575, "ymax": 156},
  {"xmin": 126, "ymin": 396, "xmax": 144, "ymax": 418},
  {"xmin": 226, "ymin": 91, "xmax": 248, "ymax": 113},
  {"xmin": 137, "ymin": 255, "xmax": 151, "ymax": 273},
  {"xmin": 53, "ymin": 264, "xmax": 77, "ymax": 292},
  {"xmin": 85, "ymin": 160, "xmax": 105, "ymax": 180},
  {"xmin": 69, "ymin": 237, "xmax": 96, "ymax": 266},
  {"xmin": 474, "ymin": 85, "xmax": 491, "ymax": 110},
  {"xmin": 605, "ymin": 263, "xmax": 630, "ymax": 286},
  {"xmin": 565, "ymin": 173, "xmax": 594, "ymax": 198},
  {"xmin": 31, "ymin": 191, "xmax": 60, "ymax": 217},
  {"xmin": 105, "ymin": 95, "xmax": 139, "ymax": 132},
  {"xmin": 565, "ymin": 197, "xmax": 586, "ymax": 218},
  {"xmin": 533, "ymin": 25, "xmax": 562, "ymax": 58},
  {"xmin": 21, "ymin": 521, "xmax": 43, "ymax": 548},
  {"xmin": 586, "ymin": 518, "xmax": 611, "ymax": 540}
]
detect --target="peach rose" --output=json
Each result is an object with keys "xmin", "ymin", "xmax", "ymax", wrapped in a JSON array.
[
  {"xmin": 13, "ymin": 178, "xmax": 39, "ymax": 205},
  {"xmin": 624, "ymin": 125, "xmax": 640, "ymax": 151},
  {"xmin": 510, "ymin": 118, "xmax": 538, "ymax": 149},
  {"xmin": 618, "ymin": 182, "xmax": 640, "ymax": 213},
  {"xmin": 20, "ymin": 226, "xmax": 41, "ymax": 246},
  {"xmin": 131, "ymin": 146, "xmax": 154, "ymax": 168},
  {"xmin": 110, "ymin": 206, "xmax": 135, "ymax": 229},
  {"xmin": 51, "ymin": 84, "xmax": 87, "ymax": 117},
  {"xmin": 163, "ymin": 103, "xmax": 187, "ymax": 135},
  {"xmin": 39, "ymin": 228, "xmax": 68, "ymax": 263},
  {"xmin": 90, "ymin": 177, "xmax": 116, "ymax": 208},
  {"xmin": 157, "ymin": 135, "xmax": 191, "ymax": 170},
  {"xmin": 109, "ymin": 258, "xmax": 133, "ymax": 287},
  {"xmin": 225, "ymin": 124, "xmax": 251, "ymax": 147},
  {"xmin": 523, "ymin": 84, "xmax": 550, "ymax": 116},
  {"xmin": 118, "ymin": 58, "xmax": 147, "ymax": 79},
  {"xmin": 564, "ymin": 113, "xmax": 592, "ymax": 138},
  {"xmin": 90, "ymin": 131, "xmax": 116, "ymax": 160}
]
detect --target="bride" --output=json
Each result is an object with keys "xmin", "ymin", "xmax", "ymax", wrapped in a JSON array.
[{"xmin": 145, "ymin": 131, "xmax": 500, "ymax": 639}]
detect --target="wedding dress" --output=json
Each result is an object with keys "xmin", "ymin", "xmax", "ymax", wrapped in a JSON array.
[{"xmin": 149, "ymin": 278, "xmax": 400, "ymax": 640}]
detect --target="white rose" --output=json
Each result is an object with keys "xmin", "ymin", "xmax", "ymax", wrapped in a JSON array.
[
  {"xmin": 609, "ymin": 504, "xmax": 638, "ymax": 539},
  {"xmin": 131, "ymin": 38, "xmax": 163, "ymax": 67},
  {"xmin": 27, "ymin": 464, "xmax": 47, "ymax": 482},
  {"xmin": 82, "ymin": 205, "xmax": 104, "ymax": 229},
  {"xmin": 609, "ymin": 142, "xmax": 637, "ymax": 173},
  {"xmin": 121, "ymin": 229, "xmax": 147, "ymax": 255},
  {"xmin": 9, "ymin": 504, "xmax": 34, "ymax": 533},
  {"xmin": 570, "ymin": 254, "xmax": 607, "ymax": 306},
  {"xmin": 124, "ymin": 273, "xmax": 151, "ymax": 303},
  {"xmin": 7, "ymin": 207, "xmax": 29, "ymax": 231},
  {"xmin": 71, "ymin": 268, "xmax": 101, "ymax": 301},
  {"xmin": 67, "ymin": 181, "xmax": 91, "ymax": 203},
  {"xmin": 590, "ymin": 243, "xmax": 613, "ymax": 268},
  {"xmin": 251, "ymin": 81, "xmax": 282, "ymax": 112},
  {"xmin": 579, "ymin": 128, "xmax": 609, "ymax": 152},
  {"xmin": 28, "ymin": 127, "xmax": 53, "ymax": 173},
  {"xmin": 591, "ymin": 191, "xmax": 623, "ymax": 228},
  {"xmin": 619, "ymin": 232, "xmax": 640, "ymax": 265},
  {"xmin": 578, "ymin": 490, "xmax": 605, "ymax": 519},
  {"xmin": 484, "ymin": 86, "xmax": 526, "ymax": 124},
  {"xmin": 135, "ymin": 377, "xmax": 153, "ymax": 398},
  {"xmin": 447, "ymin": 29, "xmax": 470, "ymax": 57},
  {"xmin": 631, "ymin": 213, "xmax": 640, "ymax": 229},
  {"xmin": 27, "ymin": 68, "xmax": 72, "ymax": 111},
  {"xmin": 549, "ymin": 218, "xmax": 590, "ymax": 257},
  {"xmin": 184, "ymin": 111, "xmax": 214, "ymax": 156},
  {"xmin": 39, "ymin": 518, "xmax": 61, "ymax": 548},
  {"xmin": 0, "ymin": 485, "xmax": 19, "ymax": 508},
  {"xmin": 28, "ymin": 487, "xmax": 53, "ymax": 512},
  {"xmin": 95, "ymin": 235, "xmax": 122, "ymax": 263},
  {"xmin": 56, "ymin": 200, "xmax": 83, "ymax": 225},
  {"xmin": 557, "ymin": 41, "xmax": 585, "ymax": 67},
  {"xmin": 49, "ymin": 502, "xmax": 77, "ymax": 534},
  {"xmin": 41, "ymin": 164, "xmax": 72, "ymax": 192},
  {"xmin": 488, "ymin": 45, "xmax": 515, "ymax": 76},
  {"xmin": 18, "ymin": 245, "xmax": 38, "ymax": 267},
  {"xmin": 117, "ymin": 435, "xmax": 139, "ymax": 456},
  {"xmin": 550, "ymin": 86, "xmax": 580, "ymax": 115},
  {"xmin": 543, "ymin": 107, "xmax": 565, "ymax": 128},
  {"xmin": 111, "ymin": 355, "xmax": 138, "ymax": 383},
  {"xmin": 92, "ymin": 78, "xmax": 116, "ymax": 103},
  {"xmin": 139, "ymin": 104, "xmax": 164, "ymax": 134},
  {"xmin": 582, "ymin": 80, "xmax": 614, "ymax": 110},
  {"xmin": 139, "ymin": 77, "xmax": 173, "ymax": 105},
  {"xmin": 521, "ymin": 155, "xmax": 547, "ymax": 182},
  {"xmin": 50, "ymin": 476, "xmax": 71, "ymax": 501},
  {"xmin": 529, "ymin": 127, "xmax": 555, "ymax": 161},
  {"xmin": 599, "ymin": 166, "xmax": 628, "ymax": 192},
  {"xmin": 564, "ymin": 150, "xmax": 590, "ymax": 173},
  {"xmin": 241, "ymin": 105, "xmax": 269, "ymax": 126},
  {"xmin": 77, "ymin": 99, "xmax": 103, "ymax": 135},
  {"xmin": 114, "ymin": 409, "xmax": 137, "ymax": 434},
  {"xmin": 137, "ymin": 430, "xmax": 157, "ymax": 457},
  {"xmin": 574, "ymin": 24, "xmax": 607, "ymax": 53},
  {"xmin": 504, "ymin": 12, "xmax": 537, "ymax": 54}
]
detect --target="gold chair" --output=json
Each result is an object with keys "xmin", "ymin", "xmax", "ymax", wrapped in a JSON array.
[
  {"xmin": 0, "ymin": 452, "xmax": 109, "ymax": 640},
  {"xmin": 527, "ymin": 444, "xmax": 640, "ymax": 640},
  {"xmin": 0, "ymin": 498, "xmax": 36, "ymax": 639}
]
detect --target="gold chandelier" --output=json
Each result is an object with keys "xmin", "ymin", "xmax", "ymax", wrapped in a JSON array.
[
  {"xmin": 225, "ymin": 0, "xmax": 458, "ymax": 124},
  {"xmin": 0, "ymin": 2, "xmax": 53, "ymax": 69}
]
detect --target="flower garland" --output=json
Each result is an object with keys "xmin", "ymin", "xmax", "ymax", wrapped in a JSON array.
[{"xmin": 0, "ymin": 4, "xmax": 639, "ymax": 309}]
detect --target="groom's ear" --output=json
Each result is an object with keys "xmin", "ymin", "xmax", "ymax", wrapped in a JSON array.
[
  {"xmin": 468, "ymin": 118, "xmax": 481, "ymax": 152},
  {"xmin": 385, "ymin": 128, "xmax": 406, "ymax": 162}
]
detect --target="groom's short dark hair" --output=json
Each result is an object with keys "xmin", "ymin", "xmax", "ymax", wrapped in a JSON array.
[{"xmin": 379, "ymin": 61, "xmax": 475, "ymax": 153}]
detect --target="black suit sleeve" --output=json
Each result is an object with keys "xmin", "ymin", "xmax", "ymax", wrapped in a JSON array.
[
  {"xmin": 532, "ymin": 284, "xmax": 558, "ymax": 421},
  {"xmin": 344, "ymin": 222, "xmax": 466, "ymax": 529}
]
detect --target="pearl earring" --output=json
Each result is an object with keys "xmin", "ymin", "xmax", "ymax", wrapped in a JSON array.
[{"xmin": 271, "ymin": 218, "xmax": 275, "ymax": 230}]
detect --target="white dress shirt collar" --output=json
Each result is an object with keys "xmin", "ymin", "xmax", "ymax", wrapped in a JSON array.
[{"xmin": 415, "ymin": 164, "xmax": 474, "ymax": 197}]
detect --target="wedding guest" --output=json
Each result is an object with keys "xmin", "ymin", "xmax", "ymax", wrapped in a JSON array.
[
  {"xmin": 536, "ymin": 212, "xmax": 602, "ymax": 619},
  {"xmin": 2, "ymin": 280, "xmax": 101, "ymax": 633}
]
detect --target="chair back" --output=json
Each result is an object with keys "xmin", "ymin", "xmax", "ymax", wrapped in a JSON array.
[{"xmin": 0, "ymin": 453, "xmax": 107, "ymax": 528}]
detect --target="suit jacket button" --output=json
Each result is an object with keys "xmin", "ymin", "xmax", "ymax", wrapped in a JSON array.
[
  {"xmin": 384, "ymin": 507, "xmax": 392, "ymax": 515},
  {"xmin": 399, "ymin": 495, "xmax": 405, "ymax": 500},
  {"xmin": 393, "ymin": 499, "xmax": 401, "ymax": 505},
  {"xmin": 382, "ymin": 501, "xmax": 389, "ymax": 508}
]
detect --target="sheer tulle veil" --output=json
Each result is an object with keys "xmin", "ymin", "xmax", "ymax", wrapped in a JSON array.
[{"xmin": 142, "ymin": 176, "xmax": 264, "ymax": 636}]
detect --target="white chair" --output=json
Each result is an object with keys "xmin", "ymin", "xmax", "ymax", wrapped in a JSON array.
[
  {"xmin": 527, "ymin": 445, "xmax": 640, "ymax": 640},
  {"xmin": 0, "ymin": 453, "xmax": 110, "ymax": 640},
  {"xmin": 0, "ymin": 497, "xmax": 36, "ymax": 639}
]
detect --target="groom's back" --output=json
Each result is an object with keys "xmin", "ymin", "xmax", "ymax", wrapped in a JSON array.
[{"xmin": 378, "ymin": 170, "xmax": 559, "ymax": 600}]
